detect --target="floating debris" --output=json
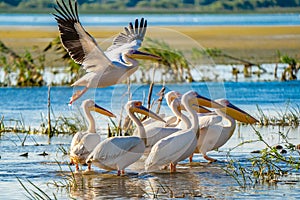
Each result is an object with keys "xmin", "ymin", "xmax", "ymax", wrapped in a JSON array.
[
  {"xmin": 251, "ymin": 150, "xmax": 261, "ymax": 154},
  {"xmin": 280, "ymin": 149, "xmax": 287, "ymax": 154},
  {"xmin": 38, "ymin": 151, "xmax": 49, "ymax": 156},
  {"xmin": 274, "ymin": 144, "xmax": 283, "ymax": 150},
  {"xmin": 20, "ymin": 152, "xmax": 28, "ymax": 157}
]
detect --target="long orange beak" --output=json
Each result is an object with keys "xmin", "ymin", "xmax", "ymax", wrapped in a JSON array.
[
  {"xmin": 91, "ymin": 104, "xmax": 116, "ymax": 118},
  {"xmin": 220, "ymin": 103, "xmax": 258, "ymax": 124}
]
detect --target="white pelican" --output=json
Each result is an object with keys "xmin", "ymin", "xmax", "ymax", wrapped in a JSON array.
[
  {"xmin": 86, "ymin": 100, "xmax": 165, "ymax": 176},
  {"xmin": 70, "ymin": 99, "xmax": 115, "ymax": 172},
  {"xmin": 54, "ymin": 0, "xmax": 161, "ymax": 104},
  {"xmin": 145, "ymin": 91, "xmax": 223, "ymax": 173},
  {"xmin": 138, "ymin": 91, "xmax": 212, "ymax": 150},
  {"xmin": 142, "ymin": 91, "xmax": 211, "ymax": 127},
  {"xmin": 192, "ymin": 99, "xmax": 258, "ymax": 162}
]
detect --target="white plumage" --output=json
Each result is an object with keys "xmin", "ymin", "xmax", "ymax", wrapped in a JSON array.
[
  {"xmin": 145, "ymin": 91, "xmax": 223, "ymax": 172},
  {"xmin": 86, "ymin": 100, "xmax": 165, "ymax": 175},
  {"xmin": 54, "ymin": 0, "xmax": 160, "ymax": 104},
  {"xmin": 70, "ymin": 99, "xmax": 115, "ymax": 172}
]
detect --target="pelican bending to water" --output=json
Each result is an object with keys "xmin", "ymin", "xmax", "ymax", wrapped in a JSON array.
[
  {"xmin": 145, "ymin": 91, "xmax": 223, "ymax": 173},
  {"xmin": 191, "ymin": 99, "xmax": 258, "ymax": 162},
  {"xmin": 86, "ymin": 101, "xmax": 165, "ymax": 176},
  {"xmin": 70, "ymin": 99, "xmax": 115, "ymax": 172},
  {"xmin": 54, "ymin": 0, "xmax": 161, "ymax": 104}
]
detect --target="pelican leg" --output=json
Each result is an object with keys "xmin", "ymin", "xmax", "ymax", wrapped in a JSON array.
[
  {"xmin": 69, "ymin": 87, "xmax": 88, "ymax": 104},
  {"xmin": 189, "ymin": 154, "xmax": 193, "ymax": 163},
  {"xmin": 75, "ymin": 163, "xmax": 79, "ymax": 172},
  {"xmin": 117, "ymin": 170, "xmax": 125, "ymax": 176},
  {"xmin": 170, "ymin": 163, "xmax": 176, "ymax": 173},
  {"xmin": 87, "ymin": 163, "xmax": 92, "ymax": 171},
  {"xmin": 203, "ymin": 154, "xmax": 217, "ymax": 163}
]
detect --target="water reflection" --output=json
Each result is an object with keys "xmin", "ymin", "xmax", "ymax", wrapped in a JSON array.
[
  {"xmin": 67, "ymin": 163, "xmax": 239, "ymax": 199},
  {"xmin": 1, "ymin": 125, "xmax": 300, "ymax": 199}
]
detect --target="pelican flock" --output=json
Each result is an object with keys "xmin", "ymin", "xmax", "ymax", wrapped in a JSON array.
[{"xmin": 53, "ymin": 0, "xmax": 259, "ymax": 176}]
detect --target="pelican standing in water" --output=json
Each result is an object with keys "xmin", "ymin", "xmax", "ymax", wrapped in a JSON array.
[
  {"xmin": 191, "ymin": 99, "xmax": 258, "ymax": 162},
  {"xmin": 53, "ymin": 0, "xmax": 161, "ymax": 104},
  {"xmin": 70, "ymin": 99, "xmax": 115, "ymax": 172},
  {"xmin": 137, "ymin": 91, "xmax": 212, "ymax": 151},
  {"xmin": 86, "ymin": 101, "xmax": 165, "ymax": 176},
  {"xmin": 145, "ymin": 91, "xmax": 223, "ymax": 173}
]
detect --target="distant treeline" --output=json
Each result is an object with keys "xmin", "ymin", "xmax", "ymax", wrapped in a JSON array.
[{"xmin": 0, "ymin": 0, "xmax": 300, "ymax": 13}]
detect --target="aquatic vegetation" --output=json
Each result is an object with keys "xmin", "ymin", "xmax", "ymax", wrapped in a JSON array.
[
  {"xmin": 0, "ymin": 40, "xmax": 45, "ymax": 87},
  {"xmin": 193, "ymin": 47, "xmax": 267, "ymax": 80},
  {"xmin": 277, "ymin": 52, "xmax": 300, "ymax": 81},
  {"xmin": 223, "ymin": 126, "xmax": 300, "ymax": 188},
  {"xmin": 17, "ymin": 177, "xmax": 58, "ymax": 200},
  {"xmin": 0, "ymin": 111, "xmax": 85, "ymax": 137},
  {"xmin": 256, "ymin": 102, "xmax": 300, "ymax": 127},
  {"xmin": 141, "ymin": 38, "xmax": 194, "ymax": 83}
]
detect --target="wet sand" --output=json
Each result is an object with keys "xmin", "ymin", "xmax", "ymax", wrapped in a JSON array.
[{"xmin": 1, "ymin": 25, "xmax": 300, "ymax": 64}]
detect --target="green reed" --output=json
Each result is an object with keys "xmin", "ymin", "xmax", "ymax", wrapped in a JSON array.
[
  {"xmin": 256, "ymin": 102, "xmax": 300, "ymax": 127},
  {"xmin": 17, "ymin": 177, "xmax": 58, "ymax": 200}
]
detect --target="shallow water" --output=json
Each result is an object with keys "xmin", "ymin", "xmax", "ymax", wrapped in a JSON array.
[
  {"xmin": 0, "ymin": 126, "xmax": 299, "ymax": 199},
  {"xmin": 0, "ymin": 82, "xmax": 300, "ymax": 199}
]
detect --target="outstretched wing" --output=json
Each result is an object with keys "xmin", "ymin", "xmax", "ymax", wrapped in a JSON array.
[
  {"xmin": 106, "ymin": 18, "xmax": 147, "ymax": 52},
  {"xmin": 53, "ymin": 0, "xmax": 112, "ymax": 72}
]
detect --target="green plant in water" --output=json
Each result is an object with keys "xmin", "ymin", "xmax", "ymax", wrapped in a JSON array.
[
  {"xmin": 223, "ymin": 125, "xmax": 300, "ymax": 188},
  {"xmin": 256, "ymin": 102, "xmax": 300, "ymax": 127},
  {"xmin": 277, "ymin": 51, "xmax": 299, "ymax": 81},
  {"xmin": 17, "ymin": 177, "xmax": 58, "ymax": 200}
]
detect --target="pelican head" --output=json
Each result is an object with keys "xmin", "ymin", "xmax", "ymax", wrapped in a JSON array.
[
  {"xmin": 127, "ymin": 100, "xmax": 165, "ymax": 122},
  {"xmin": 216, "ymin": 99, "xmax": 258, "ymax": 124},
  {"xmin": 184, "ymin": 91, "xmax": 223, "ymax": 109},
  {"xmin": 82, "ymin": 99, "xmax": 116, "ymax": 118},
  {"xmin": 126, "ymin": 49, "xmax": 161, "ymax": 61},
  {"xmin": 165, "ymin": 91, "xmax": 182, "ymax": 106}
]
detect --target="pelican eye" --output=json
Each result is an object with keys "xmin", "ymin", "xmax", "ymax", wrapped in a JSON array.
[{"xmin": 134, "ymin": 101, "xmax": 142, "ymax": 107}]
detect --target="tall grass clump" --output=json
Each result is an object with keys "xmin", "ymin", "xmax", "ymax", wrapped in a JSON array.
[{"xmin": 256, "ymin": 102, "xmax": 300, "ymax": 127}]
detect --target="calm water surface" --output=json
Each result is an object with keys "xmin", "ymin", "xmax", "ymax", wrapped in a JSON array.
[
  {"xmin": 0, "ymin": 82, "xmax": 300, "ymax": 199},
  {"xmin": 0, "ymin": 13, "xmax": 299, "ymax": 26}
]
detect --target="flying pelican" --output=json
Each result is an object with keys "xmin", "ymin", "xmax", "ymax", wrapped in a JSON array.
[
  {"xmin": 145, "ymin": 91, "xmax": 223, "ymax": 173},
  {"xmin": 191, "ymin": 99, "xmax": 258, "ymax": 162},
  {"xmin": 86, "ymin": 100, "xmax": 165, "ymax": 176},
  {"xmin": 53, "ymin": 0, "xmax": 161, "ymax": 104},
  {"xmin": 70, "ymin": 99, "xmax": 115, "ymax": 172}
]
